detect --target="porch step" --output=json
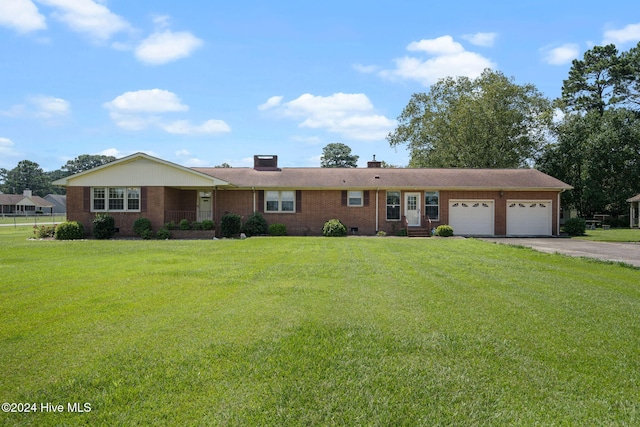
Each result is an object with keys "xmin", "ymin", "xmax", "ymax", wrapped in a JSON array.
[{"xmin": 407, "ymin": 227, "xmax": 431, "ymax": 237}]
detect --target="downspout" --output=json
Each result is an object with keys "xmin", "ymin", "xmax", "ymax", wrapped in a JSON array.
[
  {"xmin": 375, "ymin": 188, "xmax": 379, "ymax": 232},
  {"xmin": 252, "ymin": 187, "xmax": 255, "ymax": 213},
  {"xmin": 214, "ymin": 186, "xmax": 217, "ymax": 224}
]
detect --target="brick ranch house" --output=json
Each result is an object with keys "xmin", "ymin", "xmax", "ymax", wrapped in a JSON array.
[{"xmin": 53, "ymin": 152, "xmax": 572, "ymax": 237}]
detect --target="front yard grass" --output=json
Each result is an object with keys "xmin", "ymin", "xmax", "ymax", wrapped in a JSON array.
[
  {"xmin": 574, "ymin": 227, "xmax": 640, "ymax": 242},
  {"xmin": 1, "ymin": 228, "xmax": 639, "ymax": 426}
]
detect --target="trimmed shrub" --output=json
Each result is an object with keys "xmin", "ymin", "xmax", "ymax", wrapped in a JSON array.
[
  {"xmin": 156, "ymin": 228, "xmax": 171, "ymax": 240},
  {"xmin": 55, "ymin": 221, "xmax": 84, "ymax": 240},
  {"xmin": 435, "ymin": 224, "xmax": 454, "ymax": 237},
  {"xmin": 323, "ymin": 219, "xmax": 347, "ymax": 237},
  {"xmin": 93, "ymin": 214, "xmax": 115, "ymax": 239},
  {"xmin": 268, "ymin": 223, "xmax": 287, "ymax": 236},
  {"xmin": 164, "ymin": 221, "xmax": 177, "ymax": 230},
  {"xmin": 191, "ymin": 221, "xmax": 204, "ymax": 230},
  {"xmin": 179, "ymin": 219, "xmax": 191, "ymax": 230},
  {"xmin": 564, "ymin": 217, "xmax": 586, "ymax": 236},
  {"xmin": 201, "ymin": 219, "xmax": 215, "ymax": 230},
  {"xmin": 33, "ymin": 225, "xmax": 56, "ymax": 239},
  {"xmin": 221, "ymin": 213, "xmax": 242, "ymax": 238},
  {"xmin": 242, "ymin": 212, "xmax": 268, "ymax": 237},
  {"xmin": 133, "ymin": 217, "xmax": 152, "ymax": 237},
  {"xmin": 140, "ymin": 229, "xmax": 154, "ymax": 240},
  {"xmin": 376, "ymin": 231, "xmax": 387, "ymax": 237}
]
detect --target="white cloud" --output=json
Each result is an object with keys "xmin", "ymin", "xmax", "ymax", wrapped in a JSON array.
[
  {"xmin": 407, "ymin": 36, "xmax": 465, "ymax": 55},
  {"xmin": 0, "ymin": 137, "xmax": 16, "ymax": 152},
  {"xmin": 352, "ymin": 64, "xmax": 380, "ymax": 74},
  {"xmin": 30, "ymin": 95, "xmax": 70, "ymax": 118},
  {"xmin": 1, "ymin": 95, "xmax": 70, "ymax": 121},
  {"xmin": 182, "ymin": 157, "xmax": 209, "ymax": 167},
  {"xmin": 104, "ymin": 89, "xmax": 230, "ymax": 135},
  {"xmin": 258, "ymin": 96, "xmax": 283, "ymax": 111},
  {"xmin": 260, "ymin": 93, "xmax": 395, "ymax": 141},
  {"xmin": 175, "ymin": 149, "xmax": 191, "ymax": 156},
  {"xmin": 542, "ymin": 44, "xmax": 580, "ymax": 65},
  {"xmin": 104, "ymin": 89, "xmax": 188, "ymax": 113},
  {"xmin": 603, "ymin": 22, "xmax": 640, "ymax": 46},
  {"xmin": 35, "ymin": 0, "xmax": 131, "ymax": 41},
  {"xmin": 380, "ymin": 35, "xmax": 496, "ymax": 86},
  {"xmin": 160, "ymin": 119, "xmax": 230, "ymax": 135},
  {"xmin": 135, "ymin": 30, "xmax": 203, "ymax": 65},
  {"xmin": 0, "ymin": 0, "xmax": 46, "ymax": 33},
  {"xmin": 462, "ymin": 32, "xmax": 498, "ymax": 47}
]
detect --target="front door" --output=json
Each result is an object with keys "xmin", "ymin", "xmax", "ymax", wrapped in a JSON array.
[
  {"xmin": 404, "ymin": 192, "xmax": 421, "ymax": 226},
  {"xmin": 197, "ymin": 192, "xmax": 212, "ymax": 222}
]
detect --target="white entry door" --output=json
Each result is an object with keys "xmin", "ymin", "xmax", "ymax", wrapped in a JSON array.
[
  {"xmin": 197, "ymin": 192, "xmax": 212, "ymax": 222},
  {"xmin": 404, "ymin": 192, "xmax": 421, "ymax": 226}
]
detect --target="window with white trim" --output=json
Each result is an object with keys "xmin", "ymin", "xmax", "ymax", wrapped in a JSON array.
[
  {"xmin": 265, "ymin": 190, "xmax": 295, "ymax": 212},
  {"xmin": 348, "ymin": 190, "xmax": 363, "ymax": 207},
  {"xmin": 92, "ymin": 187, "xmax": 141, "ymax": 212},
  {"xmin": 386, "ymin": 191, "xmax": 400, "ymax": 220},
  {"xmin": 425, "ymin": 191, "xmax": 439, "ymax": 220}
]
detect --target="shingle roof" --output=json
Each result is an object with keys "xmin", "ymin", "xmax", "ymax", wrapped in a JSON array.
[
  {"xmin": 193, "ymin": 167, "xmax": 572, "ymax": 191},
  {"xmin": 0, "ymin": 194, "xmax": 53, "ymax": 207}
]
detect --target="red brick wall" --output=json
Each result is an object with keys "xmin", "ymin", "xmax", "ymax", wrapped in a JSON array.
[
  {"xmin": 67, "ymin": 186, "xmax": 562, "ymax": 237},
  {"xmin": 66, "ymin": 186, "xmax": 174, "ymax": 237},
  {"xmin": 214, "ymin": 189, "xmax": 561, "ymax": 236}
]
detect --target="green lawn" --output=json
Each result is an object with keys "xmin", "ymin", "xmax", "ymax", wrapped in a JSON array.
[
  {"xmin": 1, "ymin": 228, "xmax": 639, "ymax": 426},
  {"xmin": 574, "ymin": 227, "xmax": 640, "ymax": 242},
  {"xmin": 0, "ymin": 215, "xmax": 66, "ymax": 226}
]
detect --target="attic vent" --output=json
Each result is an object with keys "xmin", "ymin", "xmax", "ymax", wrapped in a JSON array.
[{"xmin": 254, "ymin": 155, "xmax": 280, "ymax": 171}]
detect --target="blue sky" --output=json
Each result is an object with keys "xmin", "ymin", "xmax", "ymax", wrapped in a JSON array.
[{"xmin": 1, "ymin": 0, "xmax": 639, "ymax": 171}]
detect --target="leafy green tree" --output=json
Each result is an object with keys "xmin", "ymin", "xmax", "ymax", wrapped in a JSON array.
[
  {"xmin": 559, "ymin": 44, "xmax": 626, "ymax": 116},
  {"xmin": 320, "ymin": 143, "xmax": 359, "ymax": 168},
  {"xmin": 537, "ymin": 109, "xmax": 640, "ymax": 217},
  {"xmin": 62, "ymin": 154, "xmax": 116, "ymax": 175},
  {"xmin": 387, "ymin": 69, "xmax": 553, "ymax": 168},
  {"xmin": 0, "ymin": 160, "xmax": 52, "ymax": 196},
  {"xmin": 619, "ymin": 42, "xmax": 640, "ymax": 111}
]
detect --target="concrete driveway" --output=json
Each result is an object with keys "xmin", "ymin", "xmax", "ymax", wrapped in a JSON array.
[{"xmin": 482, "ymin": 238, "xmax": 640, "ymax": 267}]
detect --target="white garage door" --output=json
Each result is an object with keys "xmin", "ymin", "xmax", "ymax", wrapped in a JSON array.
[
  {"xmin": 448, "ymin": 200, "xmax": 494, "ymax": 236},
  {"xmin": 507, "ymin": 201, "xmax": 552, "ymax": 236}
]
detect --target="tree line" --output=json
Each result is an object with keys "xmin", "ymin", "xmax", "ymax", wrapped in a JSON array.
[
  {"xmin": 0, "ymin": 155, "xmax": 116, "ymax": 197},
  {"xmin": 387, "ymin": 42, "xmax": 640, "ymax": 219}
]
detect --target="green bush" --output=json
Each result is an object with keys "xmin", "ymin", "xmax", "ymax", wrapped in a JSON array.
[
  {"xmin": 191, "ymin": 221, "xmax": 204, "ymax": 230},
  {"xmin": 55, "ymin": 221, "xmax": 84, "ymax": 240},
  {"xmin": 268, "ymin": 223, "xmax": 287, "ymax": 236},
  {"xmin": 156, "ymin": 228, "xmax": 171, "ymax": 240},
  {"xmin": 564, "ymin": 217, "xmax": 586, "ymax": 236},
  {"xmin": 179, "ymin": 219, "xmax": 191, "ymax": 230},
  {"xmin": 140, "ymin": 229, "xmax": 154, "ymax": 240},
  {"xmin": 201, "ymin": 219, "xmax": 215, "ymax": 230},
  {"xmin": 242, "ymin": 212, "xmax": 268, "ymax": 236},
  {"xmin": 435, "ymin": 224, "xmax": 454, "ymax": 237},
  {"xmin": 323, "ymin": 219, "xmax": 347, "ymax": 237},
  {"xmin": 33, "ymin": 225, "xmax": 56, "ymax": 238},
  {"xmin": 93, "ymin": 214, "xmax": 115, "ymax": 239},
  {"xmin": 164, "ymin": 221, "xmax": 177, "ymax": 230},
  {"xmin": 221, "ymin": 213, "xmax": 242, "ymax": 238},
  {"xmin": 133, "ymin": 217, "xmax": 152, "ymax": 237}
]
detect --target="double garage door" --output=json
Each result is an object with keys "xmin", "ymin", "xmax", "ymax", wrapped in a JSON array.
[{"xmin": 448, "ymin": 200, "xmax": 552, "ymax": 236}]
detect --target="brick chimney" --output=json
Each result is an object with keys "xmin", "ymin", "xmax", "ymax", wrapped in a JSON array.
[
  {"xmin": 253, "ymin": 155, "xmax": 280, "ymax": 171},
  {"xmin": 367, "ymin": 155, "xmax": 382, "ymax": 168}
]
